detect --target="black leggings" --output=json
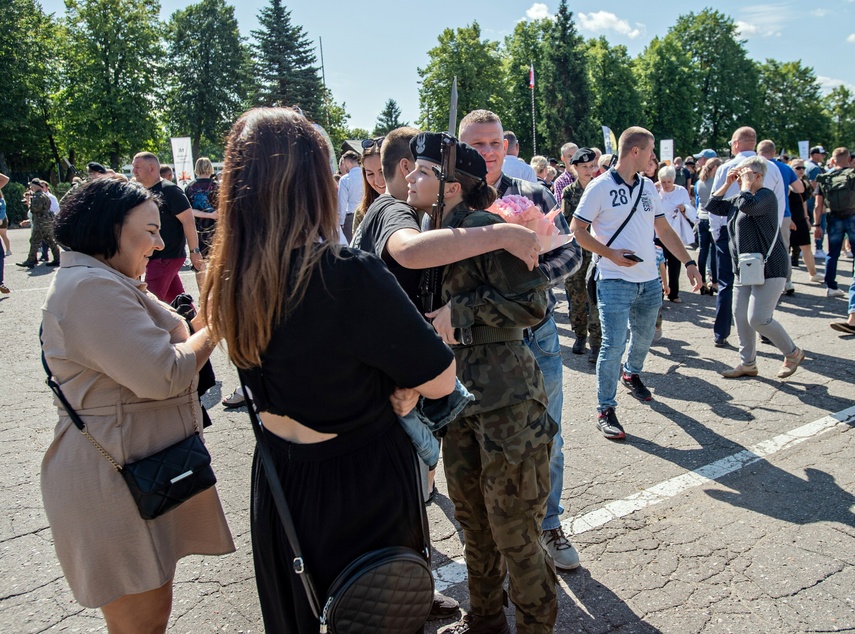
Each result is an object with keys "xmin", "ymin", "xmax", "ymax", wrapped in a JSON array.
[{"xmin": 658, "ymin": 239, "xmax": 683, "ymax": 300}]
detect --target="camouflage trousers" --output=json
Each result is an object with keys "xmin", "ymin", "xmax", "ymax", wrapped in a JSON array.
[
  {"xmin": 26, "ymin": 214, "xmax": 59, "ymax": 263},
  {"xmin": 565, "ymin": 249, "xmax": 601, "ymax": 346},
  {"xmin": 443, "ymin": 404, "xmax": 558, "ymax": 633}
]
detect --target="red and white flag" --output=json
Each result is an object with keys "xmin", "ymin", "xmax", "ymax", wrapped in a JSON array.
[{"xmin": 529, "ymin": 62, "xmax": 535, "ymax": 89}]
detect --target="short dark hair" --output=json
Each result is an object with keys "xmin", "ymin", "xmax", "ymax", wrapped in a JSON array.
[
  {"xmin": 381, "ymin": 126, "xmax": 420, "ymax": 180},
  {"xmin": 55, "ymin": 179, "xmax": 154, "ymax": 259},
  {"xmin": 159, "ymin": 165, "xmax": 173, "ymax": 177},
  {"xmin": 341, "ymin": 150, "xmax": 360, "ymax": 164}
]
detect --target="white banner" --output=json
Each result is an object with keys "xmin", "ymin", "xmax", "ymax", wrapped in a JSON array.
[
  {"xmin": 798, "ymin": 141, "xmax": 810, "ymax": 161},
  {"xmin": 660, "ymin": 139, "xmax": 674, "ymax": 164},
  {"xmin": 602, "ymin": 126, "xmax": 616, "ymax": 155},
  {"xmin": 170, "ymin": 137, "xmax": 194, "ymax": 188}
]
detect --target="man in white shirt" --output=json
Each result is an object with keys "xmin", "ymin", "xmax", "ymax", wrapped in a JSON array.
[
  {"xmin": 336, "ymin": 150, "xmax": 363, "ymax": 243},
  {"xmin": 41, "ymin": 181, "xmax": 60, "ymax": 213},
  {"xmin": 500, "ymin": 131, "xmax": 537, "ymax": 183},
  {"xmin": 570, "ymin": 127, "xmax": 702, "ymax": 440},
  {"xmin": 709, "ymin": 126, "xmax": 785, "ymax": 347}
]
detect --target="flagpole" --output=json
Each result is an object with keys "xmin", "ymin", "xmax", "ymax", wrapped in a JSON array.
[{"xmin": 529, "ymin": 61, "xmax": 536, "ymax": 156}]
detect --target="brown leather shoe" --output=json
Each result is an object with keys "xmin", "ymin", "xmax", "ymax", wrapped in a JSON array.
[
  {"xmin": 720, "ymin": 363, "xmax": 758, "ymax": 378},
  {"xmin": 427, "ymin": 591, "xmax": 460, "ymax": 621},
  {"xmin": 437, "ymin": 612, "xmax": 510, "ymax": 634}
]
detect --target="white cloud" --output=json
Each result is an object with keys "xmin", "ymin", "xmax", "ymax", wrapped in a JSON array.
[
  {"xmin": 735, "ymin": 4, "xmax": 794, "ymax": 38},
  {"xmin": 811, "ymin": 9, "xmax": 829, "ymax": 17},
  {"xmin": 848, "ymin": 33, "xmax": 855, "ymax": 43},
  {"xmin": 525, "ymin": 3, "xmax": 551, "ymax": 20},
  {"xmin": 817, "ymin": 75, "xmax": 855, "ymax": 94},
  {"xmin": 578, "ymin": 11, "xmax": 644, "ymax": 39}
]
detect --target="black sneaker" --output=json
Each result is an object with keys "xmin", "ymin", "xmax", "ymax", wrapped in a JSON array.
[
  {"xmin": 596, "ymin": 408, "xmax": 625, "ymax": 440},
  {"xmin": 621, "ymin": 372, "xmax": 652, "ymax": 401},
  {"xmin": 571, "ymin": 335, "xmax": 587, "ymax": 354}
]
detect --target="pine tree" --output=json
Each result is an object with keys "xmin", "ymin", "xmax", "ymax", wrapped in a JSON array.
[
  {"xmin": 540, "ymin": 0, "xmax": 593, "ymax": 151},
  {"xmin": 372, "ymin": 99, "xmax": 408, "ymax": 136},
  {"xmin": 250, "ymin": 0, "xmax": 323, "ymax": 120}
]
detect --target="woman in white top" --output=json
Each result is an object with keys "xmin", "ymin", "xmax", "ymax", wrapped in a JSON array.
[{"xmin": 658, "ymin": 166, "xmax": 696, "ymax": 302}]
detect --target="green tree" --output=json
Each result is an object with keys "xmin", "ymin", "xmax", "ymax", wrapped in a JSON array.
[
  {"xmin": 0, "ymin": 0, "xmax": 63, "ymax": 174},
  {"xmin": 634, "ymin": 36, "xmax": 697, "ymax": 155},
  {"xmin": 540, "ymin": 0, "xmax": 594, "ymax": 152},
  {"xmin": 666, "ymin": 9, "xmax": 758, "ymax": 151},
  {"xmin": 822, "ymin": 86, "xmax": 855, "ymax": 150},
  {"xmin": 372, "ymin": 99, "xmax": 408, "ymax": 136},
  {"xmin": 502, "ymin": 19, "xmax": 549, "ymax": 158},
  {"xmin": 417, "ymin": 22, "xmax": 506, "ymax": 132},
  {"xmin": 321, "ymin": 88, "xmax": 352, "ymax": 153},
  {"xmin": 755, "ymin": 59, "xmax": 829, "ymax": 154},
  {"xmin": 59, "ymin": 0, "xmax": 164, "ymax": 169},
  {"xmin": 586, "ymin": 37, "xmax": 643, "ymax": 144},
  {"xmin": 164, "ymin": 0, "xmax": 250, "ymax": 159},
  {"xmin": 250, "ymin": 0, "xmax": 323, "ymax": 120}
]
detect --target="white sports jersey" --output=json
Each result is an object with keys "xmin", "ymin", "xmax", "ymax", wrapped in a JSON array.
[{"xmin": 574, "ymin": 168, "xmax": 664, "ymax": 283}]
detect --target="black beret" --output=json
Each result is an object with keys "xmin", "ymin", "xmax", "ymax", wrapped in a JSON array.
[
  {"xmin": 410, "ymin": 132, "xmax": 487, "ymax": 181},
  {"xmin": 571, "ymin": 147, "xmax": 597, "ymax": 165},
  {"xmin": 87, "ymin": 161, "xmax": 108, "ymax": 174}
]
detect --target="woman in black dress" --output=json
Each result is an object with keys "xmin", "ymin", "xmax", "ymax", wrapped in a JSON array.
[
  {"xmin": 787, "ymin": 159, "xmax": 821, "ymax": 281},
  {"xmin": 202, "ymin": 108, "xmax": 457, "ymax": 633}
]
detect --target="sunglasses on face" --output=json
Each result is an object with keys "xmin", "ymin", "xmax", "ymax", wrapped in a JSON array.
[
  {"xmin": 794, "ymin": 166, "xmax": 805, "ymax": 170},
  {"xmin": 361, "ymin": 137, "xmax": 385, "ymax": 150}
]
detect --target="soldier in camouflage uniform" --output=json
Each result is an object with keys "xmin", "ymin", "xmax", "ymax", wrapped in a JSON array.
[
  {"xmin": 562, "ymin": 148, "xmax": 601, "ymax": 363},
  {"xmin": 408, "ymin": 133, "xmax": 557, "ymax": 634},
  {"xmin": 17, "ymin": 180, "xmax": 60, "ymax": 269}
]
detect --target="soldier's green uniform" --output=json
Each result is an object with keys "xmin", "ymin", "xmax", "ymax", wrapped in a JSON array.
[
  {"xmin": 441, "ymin": 203, "xmax": 558, "ymax": 633},
  {"xmin": 562, "ymin": 180, "xmax": 601, "ymax": 347},
  {"xmin": 25, "ymin": 190, "xmax": 60, "ymax": 264}
]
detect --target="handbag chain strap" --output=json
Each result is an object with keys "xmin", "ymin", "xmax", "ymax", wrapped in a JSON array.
[{"xmin": 39, "ymin": 324, "xmax": 200, "ymax": 474}]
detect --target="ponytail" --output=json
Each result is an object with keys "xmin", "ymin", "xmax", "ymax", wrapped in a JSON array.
[{"xmin": 457, "ymin": 172, "xmax": 497, "ymax": 210}]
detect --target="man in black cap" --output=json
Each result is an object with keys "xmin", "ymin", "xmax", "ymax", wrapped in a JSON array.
[
  {"xmin": 17, "ymin": 179, "xmax": 60, "ymax": 268},
  {"xmin": 806, "ymin": 145, "xmax": 828, "ymax": 258},
  {"xmin": 459, "ymin": 109, "xmax": 583, "ymax": 575},
  {"xmin": 87, "ymin": 162, "xmax": 109, "ymax": 180},
  {"xmin": 407, "ymin": 131, "xmax": 556, "ymax": 634},
  {"xmin": 561, "ymin": 147, "xmax": 601, "ymax": 361}
]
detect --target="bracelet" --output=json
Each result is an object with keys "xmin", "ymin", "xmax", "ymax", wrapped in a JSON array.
[
  {"xmin": 812, "ymin": 224, "xmax": 820, "ymax": 227},
  {"xmin": 684, "ymin": 259, "xmax": 697, "ymax": 268}
]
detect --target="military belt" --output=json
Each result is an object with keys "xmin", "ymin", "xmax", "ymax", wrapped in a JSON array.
[{"xmin": 451, "ymin": 326, "xmax": 524, "ymax": 348}]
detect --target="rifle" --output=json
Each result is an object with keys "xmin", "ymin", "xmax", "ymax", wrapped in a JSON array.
[{"xmin": 421, "ymin": 134, "xmax": 457, "ymax": 315}]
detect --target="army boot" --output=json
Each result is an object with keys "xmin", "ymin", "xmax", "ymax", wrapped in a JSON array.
[{"xmin": 438, "ymin": 611, "xmax": 510, "ymax": 634}]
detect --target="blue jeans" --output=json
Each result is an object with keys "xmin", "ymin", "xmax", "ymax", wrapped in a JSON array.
[
  {"xmin": 811, "ymin": 201, "xmax": 826, "ymax": 251},
  {"xmin": 714, "ymin": 227, "xmax": 734, "ymax": 342},
  {"xmin": 525, "ymin": 315, "xmax": 564, "ymax": 531},
  {"xmin": 824, "ymin": 215, "xmax": 855, "ymax": 290},
  {"xmin": 400, "ymin": 378, "xmax": 474, "ymax": 468},
  {"xmin": 697, "ymin": 219, "xmax": 718, "ymax": 284},
  {"xmin": 595, "ymin": 278, "xmax": 662, "ymax": 411},
  {"xmin": 849, "ymin": 276, "xmax": 855, "ymax": 315}
]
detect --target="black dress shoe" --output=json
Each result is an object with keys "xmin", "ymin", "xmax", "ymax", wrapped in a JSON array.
[
  {"xmin": 16, "ymin": 261, "xmax": 36, "ymax": 269},
  {"xmin": 571, "ymin": 335, "xmax": 587, "ymax": 354},
  {"xmin": 714, "ymin": 337, "xmax": 728, "ymax": 348},
  {"xmin": 45, "ymin": 260, "xmax": 60, "ymax": 267}
]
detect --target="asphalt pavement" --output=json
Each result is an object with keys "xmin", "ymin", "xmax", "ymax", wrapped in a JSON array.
[{"xmin": 1, "ymin": 226, "xmax": 853, "ymax": 633}]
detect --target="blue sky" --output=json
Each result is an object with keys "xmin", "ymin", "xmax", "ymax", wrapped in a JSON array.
[{"xmin": 40, "ymin": 1, "xmax": 855, "ymax": 131}]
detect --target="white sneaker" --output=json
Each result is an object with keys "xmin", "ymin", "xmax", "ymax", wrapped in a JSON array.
[
  {"xmin": 810, "ymin": 274, "xmax": 824, "ymax": 283},
  {"xmin": 827, "ymin": 288, "xmax": 845, "ymax": 298},
  {"xmin": 815, "ymin": 249, "xmax": 827, "ymax": 260},
  {"xmin": 541, "ymin": 527, "xmax": 580, "ymax": 570}
]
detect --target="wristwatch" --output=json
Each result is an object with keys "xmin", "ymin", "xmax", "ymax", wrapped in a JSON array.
[
  {"xmin": 684, "ymin": 259, "xmax": 697, "ymax": 268},
  {"xmin": 190, "ymin": 247, "xmax": 201, "ymax": 254}
]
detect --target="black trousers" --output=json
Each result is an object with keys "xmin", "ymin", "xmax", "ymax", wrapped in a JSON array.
[
  {"xmin": 658, "ymin": 239, "xmax": 683, "ymax": 300},
  {"xmin": 251, "ymin": 419, "xmax": 426, "ymax": 633}
]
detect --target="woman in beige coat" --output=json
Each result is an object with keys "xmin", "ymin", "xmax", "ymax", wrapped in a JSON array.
[{"xmin": 41, "ymin": 178, "xmax": 234, "ymax": 632}]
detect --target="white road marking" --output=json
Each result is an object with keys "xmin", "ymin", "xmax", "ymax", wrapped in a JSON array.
[{"xmin": 433, "ymin": 406, "xmax": 855, "ymax": 592}]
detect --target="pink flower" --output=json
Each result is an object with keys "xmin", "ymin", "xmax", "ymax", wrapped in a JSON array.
[{"xmin": 487, "ymin": 194, "xmax": 561, "ymax": 237}]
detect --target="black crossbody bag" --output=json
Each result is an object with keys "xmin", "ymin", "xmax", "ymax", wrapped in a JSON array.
[
  {"xmin": 238, "ymin": 372, "xmax": 434, "ymax": 634},
  {"xmin": 40, "ymin": 327, "xmax": 216, "ymax": 520},
  {"xmin": 585, "ymin": 175, "xmax": 645, "ymax": 305}
]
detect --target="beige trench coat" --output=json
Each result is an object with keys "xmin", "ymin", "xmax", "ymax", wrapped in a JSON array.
[{"xmin": 40, "ymin": 252, "xmax": 234, "ymax": 608}]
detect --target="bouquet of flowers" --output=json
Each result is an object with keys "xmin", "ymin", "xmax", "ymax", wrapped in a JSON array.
[{"xmin": 486, "ymin": 194, "xmax": 572, "ymax": 251}]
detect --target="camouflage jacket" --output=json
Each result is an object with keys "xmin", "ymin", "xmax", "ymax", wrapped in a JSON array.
[
  {"xmin": 440, "ymin": 204, "xmax": 551, "ymax": 422},
  {"xmin": 30, "ymin": 191, "xmax": 51, "ymax": 216},
  {"xmin": 561, "ymin": 180, "xmax": 585, "ymax": 222}
]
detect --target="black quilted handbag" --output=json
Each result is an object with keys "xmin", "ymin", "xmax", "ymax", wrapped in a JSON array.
[
  {"xmin": 239, "ymin": 373, "xmax": 434, "ymax": 634},
  {"xmin": 40, "ymin": 329, "xmax": 217, "ymax": 521}
]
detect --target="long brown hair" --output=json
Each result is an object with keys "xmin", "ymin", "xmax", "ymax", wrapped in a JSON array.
[
  {"xmin": 352, "ymin": 141, "xmax": 383, "ymax": 230},
  {"xmin": 699, "ymin": 157, "xmax": 722, "ymax": 182},
  {"xmin": 202, "ymin": 108, "xmax": 339, "ymax": 368}
]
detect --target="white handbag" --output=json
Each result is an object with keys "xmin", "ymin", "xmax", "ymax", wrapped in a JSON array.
[{"xmin": 736, "ymin": 218, "xmax": 779, "ymax": 286}]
